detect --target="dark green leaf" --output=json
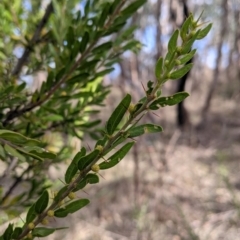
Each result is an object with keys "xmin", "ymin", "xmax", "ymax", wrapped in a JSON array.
[
  {"xmin": 80, "ymin": 31, "xmax": 89, "ymax": 53},
  {"xmin": 106, "ymin": 94, "xmax": 131, "ymax": 135},
  {"xmin": 0, "ymin": 144, "xmax": 6, "ymax": 159},
  {"xmin": 95, "ymin": 68, "xmax": 114, "ymax": 77},
  {"xmin": 32, "ymin": 227, "xmax": 55, "ymax": 237},
  {"xmin": 54, "ymin": 199, "xmax": 90, "ymax": 218},
  {"xmin": 155, "ymin": 57, "xmax": 163, "ymax": 79},
  {"xmin": 92, "ymin": 42, "xmax": 112, "ymax": 54},
  {"xmin": 149, "ymin": 92, "xmax": 190, "ymax": 109},
  {"xmin": 76, "ymin": 120, "xmax": 101, "ymax": 129},
  {"xmin": 68, "ymin": 73, "xmax": 89, "ymax": 84},
  {"xmin": 26, "ymin": 203, "xmax": 37, "ymax": 223},
  {"xmin": 122, "ymin": 0, "xmax": 147, "ymax": 16},
  {"xmin": 28, "ymin": 150, "xmax": 56, "ymax": 159},
  {"xmin": 35, "ymin": 190, "xmax": 49, "ymax": 214},
  {"xmin": 54, "ymin": 186, "xmax": 68, "ymax": 202},
  {"xmin": 99, "ymin": 142, "xmax": 134, "ymax": 170},
  {"xmin": 3, "ymin": 223, "xmax": 13, "ymax": 240},
  {"xmin": 73, "ymin": 173, "xmax": 99, "ymax": 192},
  {"xmin": 98, "ymin": 3, "xmax": 110, "ymax": 27},
  {"xmin": 196, "ymin": 23, "xmax": 212, "ymax": 39},
  {"xmin": 170, "ymin": 63, "xmax": 193, "ymax": 79},
  {"xmin": 168, "ymin": 29, "xmax": 179, "ymax": 53},
  {"xmin": 12, "ymin": 227, "xmax": 22, "ymax": 239},
  {"xmin": 65, "ymin": 147, "xmax": 86, "ymax": 184},
  {"xmin": 128, "ymin": 124, "xmax": 163, "ymax": 138},
  {"xmin": 78, "ymin": 149, "xmax": 100, "ymax": 170}
]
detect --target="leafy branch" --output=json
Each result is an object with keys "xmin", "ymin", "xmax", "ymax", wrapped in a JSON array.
[{"xmin": 0, "ymin": 12, "xmax": 212, "ymax": 240}]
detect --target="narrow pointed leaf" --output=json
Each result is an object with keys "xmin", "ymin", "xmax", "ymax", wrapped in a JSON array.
[
  {"xmin": 180, "ymin": 15, "xmax": 192, "ymax": 41},
  {"xmin": 170, "ymin": 63, "xmax": 193, "ymax": 80},
  {"xmin": 155, "ymin": 57, "xmax": 163, "ymax": 79},
  {"xmin": 80, "ymin": 31, "xmax": 89, "ymax": 53},
  {"xmin": 168, "ymin": 29, "xmax": 179, "ymax": 53},
  {"xmin": 196, "ymin": 23, "xmax": 212, "ymax": 39},
  {"xmin": 54, "ymin": 199, "xmax": 90, "ymax": 218},
  {"xmin": 32, "ymin": 227, "xmax": 55, "ymax": 237},
  {"xmin": 35, "ymin": 190, "xmax": 49, "ymax": 214},
  {"xmin": 4, "ymin": 144, "xmax": 25, "ymax": 161},
  {"xmin": 73, "ymin": 174, "xmax": 99, "ymax": 192},
  {"xmin": 99, "ymin": 142, "xmax": 135, "ymax": 170},
  {"xmin": 54, "ymin": 186, "xmax": 68, "ymax": 202},
  {"xmin": 12, "ymin": 227, "xmax": 22, "ymax": 239},
  {"xmin": 121, "ymin": 0, "xmax": 147, "ymax": 16},
  {"xmin": 26, "ymin": 203, "xmax": 37, "ymax": 223},
  {"xmin": 149, "ymin": 92, "xmax": 189, "ymax": 109},
  {"xmin": 78, "ymin": 149, "xmax": 100, "ymax": 170},
  {"xmin": 128, "ymin": 124, "xmax": 163, "ymax": 138},
  {"xmin": 181, "ymin": 30, "xmax": 200, "ymax": 54},
  {"xmin": 179, "ymin": 49, "xmax": 196, "ymax": 65},
  {"xmin": 65, "ymin": 147, "xmax": 86, "ymax": 184},
  {"xmin": 106, "ymin": 94, "xmax": 131, "ymax": 135},
  {"xmin": 3, "ymin": 224, "xmax": 13, "ymax": 240}
]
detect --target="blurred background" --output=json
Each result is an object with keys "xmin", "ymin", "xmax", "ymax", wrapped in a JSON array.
[
  {"xmin": 1, "ymin": 0, "xmax": 240, "ymax": 239},
  {"xmin": 47, "ymin": 0, "xmax": 240, "ymax": 239}
]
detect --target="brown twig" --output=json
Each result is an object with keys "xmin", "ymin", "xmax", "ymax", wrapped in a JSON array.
[{"xmin": 11, "ymin": 2, "xmax": 54, "ymax": 77}]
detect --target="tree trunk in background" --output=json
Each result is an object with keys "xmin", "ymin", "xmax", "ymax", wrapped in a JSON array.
[
  {"xmin": 155, "ymin": 0, "xmax": 162, "ymax": 60},
  {"xmin": 201, "ymin": 0, "xmax": 228, "ymax": 121},
  {"xmin": 176, "ymin": 0, "xmax": 191, "ymax": 128},
  {"xmin": 227, "ymin": 7, "xmax": 240, "ymax": 97}
]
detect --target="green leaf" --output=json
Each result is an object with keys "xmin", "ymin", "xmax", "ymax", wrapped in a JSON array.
[
  {"xmin": 121, "ymin": 0, "xmax": 147, "ymax": 16},
  {"xmin": 11, "ymin": 227, "xmax": 22, "ymax": 239},
  {"xmin": 26, "ymin": 203, "xmax": 37, "ymax": 223},
  {"xmin": 99, "ymin": 142, "xmax": 135, "ymax": 170},
  {"xmin": 155, "ymin": 57, "xmax": 163, "ymax": 79},
  {"xmin": 106, "ymin": 94, "xmax": 131, "ymax": 135},
  {"xmin": 170, "ymin": 63, "xmax": 193, "ymax": 80},
  {"xmin": 0, "ymin": 130, "xmax": 39, "ymax": 146},
  {"xmin": 78, "ymin": 149, "xmax": 100, "ymax": 171},
  {"xmin": 92, "ymin": 42, "xmax": 112, "ymax": 54},
  {"xmin": 3, "ymin": 223, "xmax": 13, "ymax": 240},
  {"xmin": 179, "ymin": 49, "xmax": 196, "ymax": 65},
  {"xmin": 168, "ymin": 29, "xmax": 179, "ymax": 53},
  {"xmin": 95, "ymin": 68, "xmax": 114, "ymax": 77},
  {"xmin": 180, "ymin": 14, "xmax": 192, "ymax": 41},
  {"xmin": 66, "ymin": 26, "xmax": 75, "ymax": 47},
  {"xmin": 43, "ymin": 114, "xmax": 64, "ymax": 121},
  {"xmin": 98, "ymin": 3, "xmax": 110, "ymax": 27},
  {"xmin": 128, "ymin": 124, "xmax": 163, "ymax": 138},
  {"xmin": 28, "ymin": 150, "xmax": 56, "ymax": 159},
  {"xmin": 68, "ymin": 73, "xmax": 89, "ymax": 85},
  {"xmin": 149, "ymin": 92, "xmax": 190, "ymax": 109},
  {"xmin": 181, "ymin": 30, "xmax": 200, "ymax": 54},
  {"xmin": 196, "ymin": 23, "xmax": 212, "ymax": 39},
  {"xmin": 54, "ymin": 199, "xmax": 90, "ymax": 218},
  {"xmin": 35, "ymin": 190, "xmax": 49, "ymax": 214},
  {"xmin": 54, "ymin": 186, "xmax": 68, "ymax": 202},
  {"xmin": 4, "ymin": 144, "xmax": 25, "ymax": 161},
  {"xmin": 73, "ymin": 174, "xmax": 99, "ymax": 192},
  {"xmin": 76, "ymin": 120, "xmax": 101, "ymax": 128},
  {"xmin": 32, "ymin": 227, "xmax": 55, "ymax": 237},
  {"xmin": 65, "ymin": 147, "xmax": 86, "ymax": 184},
  {"xmin": 80, "ymin": 31, "xmax": 89, "ymax": 53},
  {"xmin": 0, "ymin": 144, "xmax": 6, "ymax": 159}
]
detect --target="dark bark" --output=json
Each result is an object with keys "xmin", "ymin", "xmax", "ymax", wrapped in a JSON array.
[{"xmin": 176, "ymin": 0, "xmax": 191, "ymax": 128}]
